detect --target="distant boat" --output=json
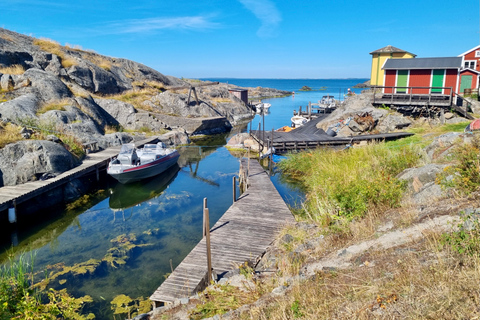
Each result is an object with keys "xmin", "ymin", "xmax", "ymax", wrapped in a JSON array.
[
  {"xmin": 291, "ymin": 115, "xmax": 309, "ymax": 128},
  {"xmin": 107, "ymin": 142, "xmax": 180, "ymax": 184},
  {"xmin": 255, "ymin": 103, "xmax": 271, "ymax": 114}
]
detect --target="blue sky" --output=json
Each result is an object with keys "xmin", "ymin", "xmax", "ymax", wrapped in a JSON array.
[{"xmin": 1, "ymin": 0, "xmax": 479, "ymax": 79}]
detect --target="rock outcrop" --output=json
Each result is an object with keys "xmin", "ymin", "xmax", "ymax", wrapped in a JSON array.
[
  {"xmin": 0, "ymin": 28, "xmax": 268, "ymax": 185},
  {"xmin": 0, "ymin": 140, "xmax": 78, "ymax": 187}
]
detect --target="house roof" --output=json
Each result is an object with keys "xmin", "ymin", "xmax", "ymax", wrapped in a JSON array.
[
  {"xmin": 383, "ymin": 57, "xmax": 462, "ymax": 70},
  {"xmin": 370, "ymin": 45, "xmax": 416, "ymax": 56},
  {"xmin": 458, "ymin": 45, "xmax": 480, "ymax": 57}
]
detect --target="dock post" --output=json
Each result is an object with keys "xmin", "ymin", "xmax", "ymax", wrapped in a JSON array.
[
  {"xmin": 262, "ymin": 111, "xmax": 265, "ymax": 152},
  {"xmin": 203, "ymin": 198, "xmax": 207, "ymax": 237},
  {"xmin": 8, "ymin": 200, "xmax": 17, "ymax": 224},
  {"xmin": 96, "ymin": 166, "xmax": 100, "ymax": 182},
  {"xmin": 204, "ymin": 207, "xmax": 212, "ymax": 284},
  {"xmin": 308, "ymin": 102, "xmax": 311, "ymax": 119},
  {"xmin": 233, "ymin": 176, "xmax": 236, "ymax": 202}
]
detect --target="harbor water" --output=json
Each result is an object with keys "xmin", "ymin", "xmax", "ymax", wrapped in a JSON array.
[{"xmin": 0, "ymin": 78, "xmax": 367, "ymax": 319}]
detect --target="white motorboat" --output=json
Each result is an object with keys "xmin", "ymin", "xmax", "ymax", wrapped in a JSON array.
[
  {"xmin": 107, "ymin": 142, "xmax": 180, "ymax": 184},
  {"xmin": 255, "ymin": 103, "xmax": 271, "ymax": 114},
  {"xmin": 291, "ymin": 115, "xmax": 309, "ymax": 128}
]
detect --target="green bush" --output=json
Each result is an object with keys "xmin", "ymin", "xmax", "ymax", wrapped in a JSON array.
[
  {"xmin": 437, "ymin": 140, "xmax": 480, "ymax": 194},
  {"xmin": 441, "ymin": 210, "xmax": 480, "ymax": 256}
]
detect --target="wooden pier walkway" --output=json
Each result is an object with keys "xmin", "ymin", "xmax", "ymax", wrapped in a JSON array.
[
  {"xmin": 252, "ymin": 117, "xmax": 414, "ymax": 153},
  {"xmin": 150, "ymin": 159, "xmax": 295, "ymax": 305},
  {"xmin": 0, "ymin": 137, "xmax": 159, "ymax": 216}
]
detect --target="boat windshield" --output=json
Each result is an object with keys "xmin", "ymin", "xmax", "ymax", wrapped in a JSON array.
[
  {"xmin": 143, "ymin": 144, "xmax": 157, "ymax": 153},
  {"xmin": 119, "ymin": 144, "xmax": 135, "ymax": 154}
]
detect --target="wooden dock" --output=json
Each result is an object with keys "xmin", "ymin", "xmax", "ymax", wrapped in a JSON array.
[
  {"xmin": 150, "ymin": 159, "xmax": 295, "ymax": 305},
  {"xmin": 0, "ymin": 137, "xmax": 159, "ymax": 217},
  {"xmin": 252, "ymin": 117, "xmax": 414, "ymax": 153}
]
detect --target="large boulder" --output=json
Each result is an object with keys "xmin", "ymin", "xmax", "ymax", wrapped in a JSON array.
[
  {"xmin": 397, "ymin": 163, "xmax": 451, "ymax": 205},
  {"xmin": 22, "ymin": 68, "xmax": 72, "ymax": 101},
  {"xmin": 75, "ymin": 96, "xmax": 119, "ymax": 129},
  {"xmin": 0, "ymin": 93, "xmax": 40, "ymax": 120},
  {"xmin": 95, "ymin": 132, "xmax": 134, "ymax": 150},
  {"xmin": 423, "ymin": 132, "xmax": 464, "ymax": 161},
  {"xmin": 0, "ymin": 140, "xmax": 78, "ymax": 186},
  {"xmin": 376, "ymin": 114, "xmax": 412, "ymax": 133},
  {"xmin": 94, "ymin": 98, "xmax": 137, "ymax": 130}
]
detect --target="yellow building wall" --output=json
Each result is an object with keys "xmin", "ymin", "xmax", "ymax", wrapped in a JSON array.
[{"xmin": 370, "ymin": 52, "xmax": 415, "ymax": 86}]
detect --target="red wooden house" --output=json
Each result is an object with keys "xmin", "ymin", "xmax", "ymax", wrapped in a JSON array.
[{"xmin": 381, "ymin": 45, "xmax": 480, "ymax": 96}]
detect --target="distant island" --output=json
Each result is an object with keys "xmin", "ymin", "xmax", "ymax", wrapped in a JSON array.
[{"xmin": 299, "ymin": 86, "xmax": 327, "ymax": 92}]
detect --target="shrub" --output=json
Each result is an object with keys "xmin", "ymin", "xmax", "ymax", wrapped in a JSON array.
[
  {"xmin": 441, "ymin": 210, "xmax": 480, "ymax": 256},
  {"xmin": 437, "ymin": 139, "xmax": 480, "ymax": 195}
]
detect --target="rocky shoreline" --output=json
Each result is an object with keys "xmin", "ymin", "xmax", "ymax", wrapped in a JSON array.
[{"xmin": 0, "ymin": 28, "xmax": 290, "ymax": 188}]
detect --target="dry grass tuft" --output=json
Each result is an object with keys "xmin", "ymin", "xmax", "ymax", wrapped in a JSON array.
[
  {"xmin": 33, "ymin": 38, "xmax": 77, "ymax": 68},
  {"xmin": 0, "ymin": 64, "xmax": 25, "ymax": 75},
  {"xmin": 212, "ymin": 97, "xmax": 232, "ymax": 104},
  {"xmin": 36, "ymin": 99, "xmax": 71, "ymax": 115},
  {"xmin": 33, "ymin": 38, "xmax": 63, "ymax": 57},
  {"xmin": 0, "ymin": 123, "xmax": 23, "ymax": 148},
  {"xmin": 108, "ymin": 85, "xmax": 163, "ymax": 112},
  {"xmin": 0, "ymin": 34, "xmax": 15, "ymax": 42},
  {"xmin": 83, "ymin": 53, "xmax": 112, "ymax": 71}
]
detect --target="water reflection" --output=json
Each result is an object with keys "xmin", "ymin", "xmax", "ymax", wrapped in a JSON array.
[{"xmin": 109, "ymin": 164, "xmax": 180, "ymax": 210}]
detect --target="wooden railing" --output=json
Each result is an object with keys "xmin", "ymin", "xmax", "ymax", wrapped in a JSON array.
[{"xmin": 372, "ymin": 86, "xmax": 454, "ymax": 106}]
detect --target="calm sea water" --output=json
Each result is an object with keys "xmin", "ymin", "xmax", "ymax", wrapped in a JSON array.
[
  {"xmin": 202, "ymin": 78, "xmax": 367, "ymax": 131},
  {"xmin": 1, "ymin": 79, "xmax": 366, "ymax": 319}
]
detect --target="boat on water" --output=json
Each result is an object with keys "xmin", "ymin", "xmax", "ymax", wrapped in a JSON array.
[
  {"xmin": 109, "ymin": 164, "xmax": 180, "ymax": 210},
  {"xmin": 256, "ymin": 103, "xmax": 271, "ymax": 113},
  {"xmin": 107, "ymin": 142, "xmax": 180, "ymax": 184},
  {"xmin": 291, "ymin": 115, "xmax": 309, "ymax": 128}
]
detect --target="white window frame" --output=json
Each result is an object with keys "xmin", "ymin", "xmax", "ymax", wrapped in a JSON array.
[
  {"xmin": 464, "ymin": 60, "xmax": 476, "ymax": 69},
  {"xmin": 475, "ymin": 50, "xmax": 480, "ymax": 57}
]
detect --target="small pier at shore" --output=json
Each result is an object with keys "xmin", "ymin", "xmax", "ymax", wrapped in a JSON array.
[
  {"xmin": 150, "ymin": 159, "xmax": 295, "ymax": 305},
  {"xmin": 250, "ymin": 117, "xmax": 414, "ymax": 154},
  {"xmin": 0, "ymin": 137, "xmax": 159, "ymax": 222}
]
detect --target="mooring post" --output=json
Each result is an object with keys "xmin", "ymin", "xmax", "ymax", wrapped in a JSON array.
[
  {"xmin": 203, "ymin": 198, "xmax": 207, "ymax": 237},
  {"xmin": 247, "ymin": 147, "xmax": 250, "ymax": 183},
  {"xmin": 8, "ymin": 200, "xmax": 17, "ymax": 224},
  {"xmin": 262, "ymin": 111, "xmax": 265, "ymax": 151},
  {"xmin": 96, "ymin": 166, "xmax": 100, "ymax": 182},
  {"xmin": 204, "ymin": 207, "xmax": 212, "ymax": 284},
  {"xmin": 233, "ymin": 176, "xmax": 236, "ymax": 202}
]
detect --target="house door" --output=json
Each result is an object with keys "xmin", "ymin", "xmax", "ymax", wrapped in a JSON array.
[
  {"xmin": 431, "ymin": 69, "xmax": 444, "ymax": 93},
  {"xmin": 396, "ymin": 70, "xmax": 408, "ymax": 93},
  {"xmin": 460, "ymin": 75, "xmax": 472, "ymax": 94}
]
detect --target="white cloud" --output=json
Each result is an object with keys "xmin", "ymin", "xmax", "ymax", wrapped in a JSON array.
[
  {"xmin": 103, "ymin": 15, "xmax": 219, "ymax": 34},
  {"xmin": 238, "ymin": 0, "xmax": 281, "ymax": 38}
]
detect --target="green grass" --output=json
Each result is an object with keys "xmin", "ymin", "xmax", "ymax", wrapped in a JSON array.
[{"xmin": 278, "ymin": 143, "xmax": 422, "ymax": 225}]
